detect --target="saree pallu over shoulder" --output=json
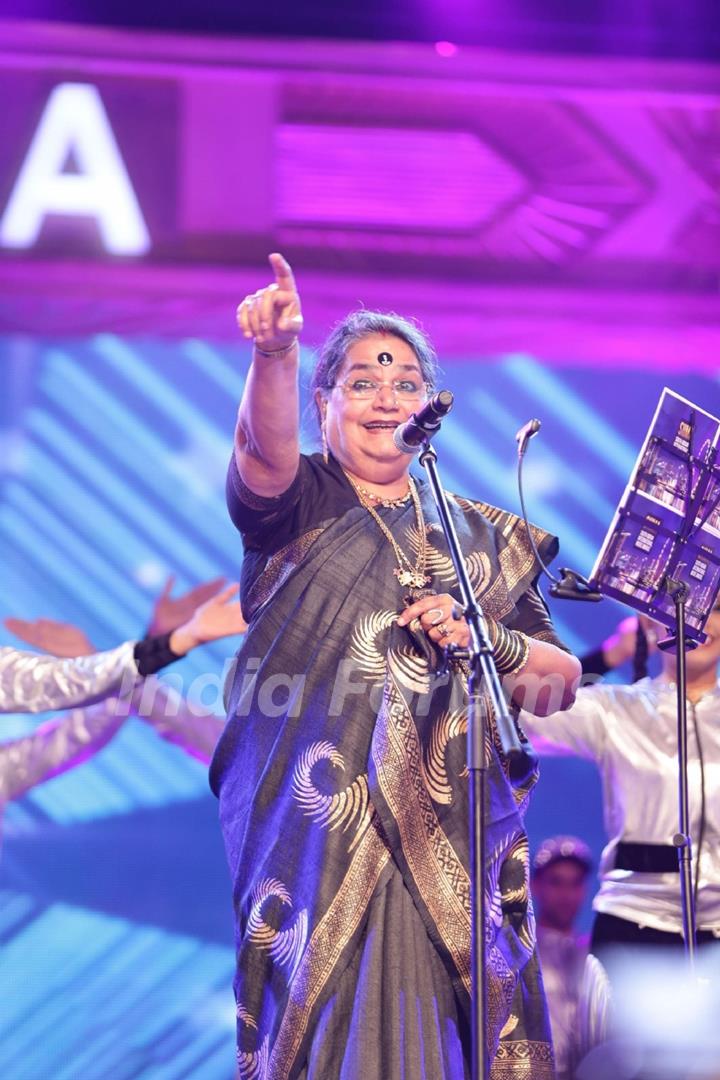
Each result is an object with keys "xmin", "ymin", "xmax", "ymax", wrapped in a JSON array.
[
  {"xmin": 443, "ymin": 494, "xmax": 558, "ymax": 625},
  {"xmin": 212, "ymin": 484, "xmax": 559, "ymax": 1079}
]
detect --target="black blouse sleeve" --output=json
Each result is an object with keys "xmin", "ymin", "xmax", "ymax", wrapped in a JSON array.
[
  {"xmin": 226, "ymin": 453, "xmax": 304, "ymax": 547},
  {"xmin": 511, "ymin": 585, "xmax": 573, "ymax": 653}
]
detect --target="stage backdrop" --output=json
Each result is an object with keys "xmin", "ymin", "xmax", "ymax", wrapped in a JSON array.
[{"xmin": 1, "ymin": 20, "xmax": 719, "ymax": 1080}]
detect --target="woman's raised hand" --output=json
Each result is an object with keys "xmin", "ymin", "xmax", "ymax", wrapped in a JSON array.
[{"xmin": 236, "ymin": 252, "xmax": 304, "ymax": 353}]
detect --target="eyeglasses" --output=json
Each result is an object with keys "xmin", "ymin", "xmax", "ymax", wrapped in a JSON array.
[{"xmin": 333, "ymin": 377, "xmax": 428, "ymax": 401}]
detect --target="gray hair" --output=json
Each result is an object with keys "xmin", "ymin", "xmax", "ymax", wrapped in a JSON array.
[{"xmin": 309, "ymin": 310, "xmax": 438, "ymax": 422}]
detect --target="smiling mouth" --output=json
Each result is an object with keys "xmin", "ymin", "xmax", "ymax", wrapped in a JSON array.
[{"xmin": 363, "ymin": 421, "xmax": 398, "ymax": 431}]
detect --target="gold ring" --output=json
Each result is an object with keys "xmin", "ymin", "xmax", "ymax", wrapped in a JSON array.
[{"xmin": 437, "ymin": 622, "xmax": 451, "ymax": 638}]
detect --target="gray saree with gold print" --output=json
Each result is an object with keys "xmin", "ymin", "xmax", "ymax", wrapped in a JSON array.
[{"xmin": 211, "ymin": 462, "xmax": 563, "ymax": 1080}]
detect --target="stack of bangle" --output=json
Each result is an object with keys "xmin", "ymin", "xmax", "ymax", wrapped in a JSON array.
[
  {"xmin": 254, "ymin": 338, "xmax": 298, "ymax": 357},
  {"xmin": 487, "ymin": 620, "xmax": 531, "ymax": 676}
]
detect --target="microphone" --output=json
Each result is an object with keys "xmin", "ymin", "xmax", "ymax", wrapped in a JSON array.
[
  {"xmin": 393, "ymin": 390, "xmax": 454, "ymax": 454},
  {"xmin": 516, "ymin": 418, "xmax": 541, "ymax": 457}
]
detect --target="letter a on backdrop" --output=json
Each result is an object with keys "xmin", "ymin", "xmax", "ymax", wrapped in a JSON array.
[{"xmin": 0, "ymin": 82, "xmax": 150, "ymax": 255}]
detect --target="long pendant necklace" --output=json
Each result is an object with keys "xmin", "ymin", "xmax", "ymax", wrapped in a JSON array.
[{"xmin": 344, "ymin": 471, "xmax": 430, "ymax": 589}]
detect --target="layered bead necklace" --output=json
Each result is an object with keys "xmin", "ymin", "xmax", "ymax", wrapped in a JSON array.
[{"xmin": 344, "ymin": 470, "xmax": 430, "ymax": 589}]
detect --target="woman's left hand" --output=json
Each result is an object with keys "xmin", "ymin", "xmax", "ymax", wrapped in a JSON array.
[{"xmin": 397, "ymin": 594, "xmax": 469, "ymax": 648}]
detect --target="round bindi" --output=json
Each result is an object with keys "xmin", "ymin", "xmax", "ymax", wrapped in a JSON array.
[{"xmin": 378, "ymin": 352, "xmax": 394, "ymax": 366}]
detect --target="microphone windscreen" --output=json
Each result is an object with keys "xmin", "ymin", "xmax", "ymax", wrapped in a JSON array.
[{"xmin": 393, "ymin": 425, "xmax": 418, "ymax": 454}]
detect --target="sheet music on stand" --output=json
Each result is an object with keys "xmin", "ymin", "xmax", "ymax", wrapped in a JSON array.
[{"xmin": 589, "ymin": 388, "xmax": 720, "ymax": 644}]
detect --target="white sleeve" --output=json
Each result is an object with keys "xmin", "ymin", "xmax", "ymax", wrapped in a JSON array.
[
  {"xmin": 0, "ymin": 643, "xmax": 139, "ymax": 714},
  {"xmin": 0, "ymin": 697, "xmax": 128, "ymax": 802},
  {"xmin": 519, "ymin": 683, "xmax": 615, "ymax": 761}
]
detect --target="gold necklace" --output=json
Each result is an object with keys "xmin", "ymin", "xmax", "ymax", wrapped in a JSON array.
[
  {"xmin": 345, "ymin": 472, "xmax": 430, "ymax": 588},
  {"xmin": 350, "ymin": 480, "xmax": 412, "ymax": 509}
]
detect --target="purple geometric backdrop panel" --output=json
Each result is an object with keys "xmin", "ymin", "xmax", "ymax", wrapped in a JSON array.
[{"xmin": 1, "ymin": 22, "xmax": 720, "ymax": 290}]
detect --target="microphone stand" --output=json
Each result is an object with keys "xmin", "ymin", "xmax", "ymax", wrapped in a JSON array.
[
  {"xmin": 516, "ymin": 419, "xmax": 602, "ymax": 604},
  {"xmin": 658, "ymin": 577, "xmax": 698, "ymax": 963},
  {"xmin": 417, "ymin": 439, "xmax": 523, "ymax": 1080}
]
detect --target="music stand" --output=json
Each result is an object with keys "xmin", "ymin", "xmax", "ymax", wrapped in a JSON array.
[{"xmin": 589, "ymin": 388, "xmax": 720, "ymax": 961}]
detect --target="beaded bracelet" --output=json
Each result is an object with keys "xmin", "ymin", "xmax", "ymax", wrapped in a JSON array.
[{"xmin": 253, "ymin": 338, "xmax": 299, "ymax": 357}]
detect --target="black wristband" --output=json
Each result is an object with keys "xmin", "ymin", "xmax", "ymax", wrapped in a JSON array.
[
  {"xmin": 133, "ymin": 632, "xmax": 182, "ymax": 677},
  {"xmin": 579, "ymin": 647, "xmax": 610, "ymax": 678}
]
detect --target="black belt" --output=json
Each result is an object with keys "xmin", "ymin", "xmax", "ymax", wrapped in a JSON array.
[{"xmin": 615, "ymin": 842, "xmax": 679, "ymax": 874}]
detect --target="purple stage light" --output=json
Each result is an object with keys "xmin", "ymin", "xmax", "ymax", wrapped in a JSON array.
[{"xmin": 434, "ymin": 41, "xmax": 458, "ymax": 58}]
